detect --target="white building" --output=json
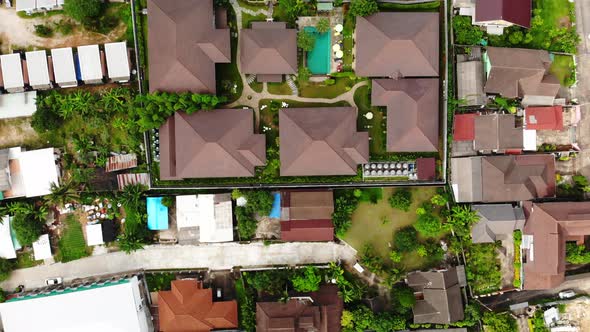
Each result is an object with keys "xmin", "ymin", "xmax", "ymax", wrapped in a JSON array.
[
  {"xmin": 16, "ymin": 0, "xmax": 63, "ymax": 13},
  {"xmin": 0, "ymin": 216, "xmax": 17, "ymax": 259},
  {"xmin": 25, "ymin": 51, "xmax": 51, "ymax": 90},
  {"xmin": 77, "ymin": 45, "xmax": 104, "ymax": 84},
  {"xmin": 15, "ymin": 0, "xmax": 35, "ymax": 13},
  {"xmin": 51, "ymin": 47, "xmax": 77, "ymax": 88},
  {"xmin": 0, "ymin": 276, "xmax": 152, "ymax": 332},
  {"xmin": 0, "ymin": 91, "xmax": 37, "ymax": 119},
  {"xmin": 104, "ymin": 42, "xmax": 130, "ymax": 82},
  {"xmin": 176, "ymin": 194, "xmax": 233, "ymax": 243},
  {"xmin": 32, "ymin": 234, "xmax": 52, "ymax": 261},
  {"xmin": 0, "ymin": 54, "xmax": 25, "ymax": 93}
]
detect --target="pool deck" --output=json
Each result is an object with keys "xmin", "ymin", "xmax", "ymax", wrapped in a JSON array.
[{"xmin": 298, "ymin": 9, "xmax": 344, "ymax": 74}]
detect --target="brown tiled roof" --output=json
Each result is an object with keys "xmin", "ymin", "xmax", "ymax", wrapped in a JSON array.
[
  {"xmin": 474, "ymin": 114, "xmax": 523, "ymax": 151},
  {"xmin": 158, "ymin": 280, "xmax": 238, "ymax": 332},
  {"xmin": 372, "ymin": 79, "xmax": 439, "ymax": 152},
  {"xmin": 147, "ymin": 0, "xmax": 230, "ymax": 94},
  {"xmin": 279, "ymin": 107, "xmax": 369, "ymax": 176},
  {"xmin": 280, "ymin": 191, "xmax": 334, "ymax": 242},
  {"xmin": 484, "ymin": 47, "xmax": 559, "ymax": 99},
  {"xmin": 159, "ymin": 109, "xmax": 266, "ymax": 179},
  {"xmin": 407, "ymin": 268, "xmax": 464, "ymax": 324},
  {"xmin": 523, "ymin": 202, "xmax": 590, "ymax": 290},
  {"xmin": 475, "ymin": 0, "xmax": 532, "ymax": 28},
  {"xmin": 355, "ymin": 12, "xmax": 439, "ymax": 78},
  {"xmin": 240, "ymin": 22, "xmax": 297, "ymax": 77},
  {"xmin": 416, "ymin": 157, "xmax": 436, "ymax": 181},
  {"xmin": 256, "ymin": 285, "xmax": 343, "ymax": 332},
  {"xmin": 481, "ymin": 154, "xmax": 556, "ymax": 202}
]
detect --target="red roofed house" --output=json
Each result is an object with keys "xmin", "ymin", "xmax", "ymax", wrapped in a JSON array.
[
  {"xmin": 158, "ymin": 279, "xmax": 238, "ymax": 332},
  {"xmin": 280, "ymin": 190, "xmax": 334, "ymax": 242},
  {"xmin": 453, "ymin": 114, "xmax": 476, "ymax": 141},
  {"xmin": 473, "ymin": 0, "xmax": 532, "ymax": 35},
  {"xmin": 525, "ymin": 106, "xmax": 564, "ymax": 131},
  {"xmin": 416, "ymin": 157, "xmax": 436, "ymax": 181}
]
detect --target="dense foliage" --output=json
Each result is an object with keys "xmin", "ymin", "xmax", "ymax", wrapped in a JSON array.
[
  {"xmin": 297, "ymin": 30, "xmax": 316, "ymax": 51},
  {"xmin": 3, "ymin": 202, "xmax": 47, "ymax": 247},
  {"xmin": 233, "ymin": 190, "xmax": 274, "ymax": 240},
  {"xmin": 393, "ymin": 227, "xmax": 418, "ymax": 252},
  {"xmin": 414, "ymin": 212, "xmax": 442, "ymax": 238},
  {"xmin": 292, "ymin": 266, "xmax": 322, "ymax": 292},
  {"xmin": 388, "ymin": 189, "xmax": 412, "ymax": 212},
  {"xmin": 118, "ymin": 184, "xmax": 150, "ymax": 253},
  {"xmin": 341, "ymin": 305, "xmax": 406, "ymax": 332},
  {"xmin": 235, "ymin": 278, "xmax": 256, "ymax": 332},
  {"xmin": 482, "ymin": 312, "xmax": 518, "ymax": 332},
  {"xmin": 348, "ymin": 0, "xmax": 379, "ymax": 17},
  {"xmin": 316, "ymin": 18, "xmax": 330, "ymax": 34},
  {"xmin": 465, "ymin": 242, "xmax": 502, "ymax": 294},
  {"xmin": 353, "ymin": 188, "xmax": 382, "ymax": 204},
  {"xmin": 244, "ymin": 268, "xmax": 291, "ymax": 296},
  {"xmin": 360, "ymin": 244, "xmax": 385, "ymax": 274},
  {"xmin": 446, "ymin": 205, "xmax": 480, "ymax": 238},
  {"xmin": 332, "ymin": 190, "xmax": 360, "ymax": 237},
  {"xmin": 0, "ymin": 258, "xmax": 14, "ymax": 282},
  {"xmin": 453, "ymin": 16, "xmax": 483, "ymax": 45},
  {"xmin": 145, "ymin": 273, "xmax": 176, "ymax": 292},
  {"xmin": 63, "ymin": 0, "xmax": 102, "ymax": 24},
  {"xmin": 57, "ymin": 214, "xmax": 90, "ymax": 262},
  {"xmin": 566, "ymin": 242, "xmax": 590, "ymax": 264}
]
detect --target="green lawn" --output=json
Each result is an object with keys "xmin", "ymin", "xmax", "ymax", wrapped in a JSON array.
[
  {"xmin": 242, "ymin": 12, "xmax": 267, "ymax": 28},
  {"xmin": 237, "ymin": 0, "xmax": 267, "ymax": 11},
  {"xmin": 267, "ymin": 81, "xmax": 293, "ymax": 95},
  {"xmin": 249, "ymin": 80, "xmax": 263, "ymax": 93},
  {"xmin": 299, "ymin": 77, "xmax": 354, "ymax": 98},
  {"xmin": 341, "ymin": 187, "xmax": 443, "ymax": 271},
  {"xmin": 57, "ymin": 215, "xmax": 90, "ymax": 263},
  {"xmin": 550, "ymin": 54, "xmax": 576, "ymax": 87},
  {"xmin": 378, "ymin": 1, "xmax": 440, "ymax": 11},
  {"xmin": 342, "ymin": 15, "xmax": 355, "ymax": 71},
  {"xmin": 354, "ymin": 85, "xmax": 386, "ymax": 155}
]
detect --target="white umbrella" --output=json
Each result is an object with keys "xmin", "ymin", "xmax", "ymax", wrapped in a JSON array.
[
  {"xmin": 334, "ymin": 24, "xmax": 343, "ymax": 32},
  {"xmin": 365, "ymin": 112, "xmax": 374, "ymax": 120},
  {"xmin": 332, "ymin": 44, "xmax": 341, "ymax": 51},
  {"xmin": 335, "ymin": 50, "xmax": 344, "ymax": 58}
]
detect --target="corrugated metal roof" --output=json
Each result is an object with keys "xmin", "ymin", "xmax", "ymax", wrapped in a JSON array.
[
  {"xmin": 105, "ymin": 154, "xmax": 137, "ymax": 172},
  {"xmin": 116, "ymin": 173, "xmax": 149, "ymax": 189}
]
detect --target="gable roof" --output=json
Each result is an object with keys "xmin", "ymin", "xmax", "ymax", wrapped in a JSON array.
[
  {"xmin": 279, "ymin": 107, "xmax": 369, "ymax": 176},
  {"xmin": 280, "ymin": 191, "xmax": 334, "ymax": 242},
  {"xmin": 525, "ymin": 106, "xmax": 564, "ymax": 130},
  {"xmin": 523, "ymin": 202, "xmax": 590, "ymax": 290},
  {"xmin": 159, "ymin": 109, "xmax": 266, "ymax": 179},
  {"xmin": 240, "ymin": 22, "xmax": 297, "ymax": 76},
  {"xmin": 355, "ymin": 12, "xmax": 439, "ymax": 78},
  {"xmin": 372, "ymin": 78, "xmax": 439, "ymax": 152},
  {"xmin": 484, "ymin": 47, "xmax": 559, "ymax": 99},
  {"xmin": 147, "ymin": 0, "xmax": 230, "ymax": 94},
  {"xmin": 475, "ymin": 0, "xmax": 532, "ymax": 28},
  {"xmin": 453, "ymin": 114, "xmax": 476, "ymax": 141},
  {"xmin": 158, "ymin": 280, "xmax": 238, "ymax": 332},
  {"xmin": 407, "ymin": 268, "xmax": 464, "ymax": 324},
  {"xmin": 474, "ymin": 114, "xmax": 523, "ymax": 151},
  {"xmin": 471, "ymin": 204, "xmax": 525, "ymax": 243}
]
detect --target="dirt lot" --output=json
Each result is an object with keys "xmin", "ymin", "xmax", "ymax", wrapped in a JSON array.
[
  {"xmin": 0, "ymin": 7, "xmax": 126, "ymax": 53},
  {"xmin": 0, "ymin": 117, "xmax": 44, "ymax": 149},
  {"xmin": 560, "ymin": 297, "xmax": 590, "ymax": 331}
]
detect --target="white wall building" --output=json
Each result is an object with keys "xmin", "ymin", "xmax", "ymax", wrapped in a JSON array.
[
  {"xmin": 77, "ymin": 45, "xmax": 104, "ymax": 84},
  {"xmin": 104, "ymin": 42, "xmax": 131, "ymax": 82},
  {"xmin": 51, "ymin": 47, "xmax": 77, "ymax": 88},
  {"xmin": 0, "ymin": 54, "xmax": 25, "ymax": 93},
  {"xmin": 25, "ymin": 51, "xmax": 51, "ymax": 90}
]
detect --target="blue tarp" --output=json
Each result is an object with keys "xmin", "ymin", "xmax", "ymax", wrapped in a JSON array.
[
  {"xmin": 73, "ymin": 53, "xmax": 82, "ymax": 81},
  {"xmin": 147, "ymin": 197, "xmax": 169, "ymax": 230},
  {"xmin": 269, "ymin": 192, "xmax": 281, "ymax": 219}
]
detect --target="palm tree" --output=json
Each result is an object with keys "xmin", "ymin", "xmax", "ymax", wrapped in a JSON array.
[
  {"xmin": 44, "ymin": 180, "xmax": 80, "ymax": 208},
  {"xmin": 316, "ymin": 18, "xmax": 330, "ymax": 34}
]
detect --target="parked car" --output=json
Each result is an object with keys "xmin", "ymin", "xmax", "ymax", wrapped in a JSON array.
[
  {"xmin": 45, "ymin": 277, "xmax": 63, "ymax": 286},
  {"xmin": 558, "ymin": 290, "xmax": 576, "ymax": 299}
]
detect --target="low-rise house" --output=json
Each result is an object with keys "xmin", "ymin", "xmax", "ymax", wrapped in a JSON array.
[
  {"xmin": 0, "ymin": 147, "xmax": 60, "ymax": 199},
  {"xmin": 159, "ymin": 109, "xmax": 266, "ymax": 179},
  {"xmin": 473, "ymin": 114, "xmax": 524, "ymax": 153},
  {"xmin": 484, "ymin": 47, "xmax": 560, "ymax": 106},
  {"xmin": 158, "ymin": 279, "xmax": 238, "ymax": 332},
  {"xmin": 474, "ymin": 0, "xmax": 531, "ymax": 34},
  {"xmin": 25, "ymin": 51, "xmax": 51, "ymax": 90},
  {"xmin": 175, "ymin": 194, "xmax": 233, "ymax": 243},
  {"xmin": 0, "ymin": 276, "xmax": 152, "ymax": 332},
  {"xmin": 355, "ymin": 12, "xmax": 439, "ymax": 78},
  {"xmin": 522, "ymin": 202, "xmax": 590, "ymax": 290},
  {"xmin": 51, "ymin": 47, "xmax": 78, "ymax": 88},
  {"xmin": 279, "ymin": 107, "xmax": 368, "ymax": 176},
  {"xmin": 471, "ymin": 204, "xmax": 525, "ymax": 243},
  {"xmin": 256, "ymin": 285, "xmax": 343, "ymax": 332},
  {"xmin": 451, "ymin": 154, "xmax": 556, "ymax": 203},
  {"xmin": 240, "ymin": 22, "xmax": 297, "ymax": 82},
  {"xmin": 148, "ymin": 0, "xmax": 230, "ymax": 93},
  {"xmin": 104, "ymin": 42, "xmax": 131, "ymax": 83},
  {"xmin": 457, "ymin": 53, "xmax": 485, "ymax": 106},
  {"xmin": 280, "ymin": 190, "xmax": 334, "ymax": 242},
  {"xmin": 77, "ymin": 44, "xmax": 104, "ymax": 84},
  {"xmin": 407, "ymin": 268, "xmax": 465, "ymax": 324},
  {"xmin": 372, "ymin": 78, "xmax": 439, "ymax": 152},
  {"xmin": 417, "ymin": 157, "xmax": 437, "ymax": 181},
  {"xmin": 0, "ymin": 54, "xmax": 25, "ymax": 93},
  {"xmin": 524, "ymin": 106, "xmax": 580, "ymax": 148}
]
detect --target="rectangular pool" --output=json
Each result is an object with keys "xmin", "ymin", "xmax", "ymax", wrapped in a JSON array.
[{"xmin": 304, "ymin": 26, "xmax": 331, "ymax": 75}]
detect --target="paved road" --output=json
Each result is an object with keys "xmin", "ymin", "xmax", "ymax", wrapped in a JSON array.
[{"xmin": 1, "ymin": 242, "xmax": 357, "ymax": 290}]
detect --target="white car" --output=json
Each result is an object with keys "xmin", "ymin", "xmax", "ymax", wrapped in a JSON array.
[
  {"xmin": 45, "ymin": 277, "xmax": 63, "ymax": 286},
  {"xmin": 558, "ymin": 290, "xmax": 576, "ymax": 299}
]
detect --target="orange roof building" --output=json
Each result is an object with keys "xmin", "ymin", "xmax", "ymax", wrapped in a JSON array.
[{"xmin": 158, "ymin": 280, "xmax": 238, "ymax": 332}]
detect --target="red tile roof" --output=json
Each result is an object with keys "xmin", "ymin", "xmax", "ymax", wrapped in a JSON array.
[
  {"xmin": 475, "ymin": 0, "xmax": 532, "ymax": 28},
  {"xmin": 417, "ymin": 157, "xmax": 436, "ymax": 181},
  {"xmin": 453, "ymin": 114, "xmax": 476, "ymax": 141},
  {"xmin": 525, "ymin": 106, "xmax": 564, "ymax": 130},
  {"xmin": 280, "ymin": 191, "xmax": 334, "ymax": 242},
  {"xmin": 281, "ymin": 219, "xmax": 334, "ymax": 242}
]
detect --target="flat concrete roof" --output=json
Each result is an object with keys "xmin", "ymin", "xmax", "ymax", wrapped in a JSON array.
[
  {"xmin": 25, "ymin": 51, "xmax": 50, "ymax": 87},
  {"xmin": 77, "ymin": 45, "xmax": 103, "ymax": 81},
  {"xmin": 0, "ymin": 54, "xmax": 24, "ymax": 90},
  {"xmin": 104, "ymin": 42, "xmax": 130, "ymax": 80},
  {"xmin": 0, "ymin": 91, "xmax": 37, "ymax": 119},
  {"xmin": 50, "ymin": 47, "xmax": 76, "ymax": 85}
]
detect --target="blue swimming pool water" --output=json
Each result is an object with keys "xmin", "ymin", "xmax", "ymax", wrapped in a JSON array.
[
  {"xmin": 304, "ymin": 26, "xmax": 331, "ymax": 75},
  {"xmin": 147, "ymin": 197, "xmax": 169, "ymax": 230},
  {"xmin": 269, "ymin": 192, "xmax": 281, "ymax": 218}
]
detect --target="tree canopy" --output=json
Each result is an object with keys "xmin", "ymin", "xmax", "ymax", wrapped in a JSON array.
[
  {"xmin": 292, "ymin": 266, "xmax": 323, "ymax": 292},
  {"xmin": 393, "ymin": 227, "xmax": 418, "ymax": 252},
  {"xmin": 316, "ymin": 18, "xmax": 330, "ymax": 34},
  {"xmin": 388, "ymin": 189, "xmax": 412, "ymax": 212},
  {"xmin": 63, "ymin": 0, "xmax": 102, "ymax": 24},
  {"xmin": 348, "ymin": 0, "xmax": 379, "ymax": 17},
  {"xmin": 414, "ymin": 213, "xmax": 442, "ymax": 238},
  {"xmin": 483, "ymin": 312, "xmax": 517, "ymax": 332},
  {"xmin": 297, "ymin": 30, "xmax": 317, "ymax": 51}
]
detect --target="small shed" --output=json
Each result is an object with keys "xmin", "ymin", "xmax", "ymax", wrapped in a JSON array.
[
  {"xmin": 32, "ymin": 234, "xmax": 52, "ymax": 261},
  {"xmin": 0, "ymin": 54, "xmax": 25, "ymax": 93},
  {"xmin": 416, "ymin": 157, "xmax": 436, "ymax": 181},
  {"xmin": 25, "ymin": 51, "xmax": 51, "ymax": 90},
  {"xmin": 18, "ymin": 148, "xmax": 59, "ymax": 198},
  {"xmin": 77, "ymin": 45, "xmax": 104, "ymax": 84},
  {"xmin": 104, "ymin": 42, "xmax": 130, "ymax": 82},
  {"xmin": 86, "ymin": 223, "xmax": 104, "ymax": 246},
  {"xmin": 0, "ymin": 216, "xmax": 17, "ymax": 259},
  {"xmin": 147, "ymin": 197, "xmax": 169, "ymax": 230},
  {"xmin": 51, "ymin": 47, "xmax": 78, "ymax": 88}
]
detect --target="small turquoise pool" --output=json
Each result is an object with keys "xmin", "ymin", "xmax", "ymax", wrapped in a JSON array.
[
  {"xmin": 269, "ymin": 192, "xmax": 281, "ymax": 219},
  {"xmin": 304, "ymin": 26, "xmax": 331, "ymax": 75},
  {"xmin": 147, "ymin": 197, "xmax": 169, "ymax": 230}
]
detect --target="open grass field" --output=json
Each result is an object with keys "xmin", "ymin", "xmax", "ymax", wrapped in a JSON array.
[
  {"xmin": 550, "ymin": 54, "xmax": 576, "ymax": 87},
  {"xmin": 242, "ymin": 12, "xmax": 266, "ymax": 28},
  {"xmin": 57, "ymin": 215, "xmax": 90, "ymax": 263},
  {"xmin": 267, "ymin": 81, "xmax": 294, "ymax": 95},
  {"xmin": 341, "ymin": 187, "xmax": 441, "ymax": 271},
  {"xmin": 299, "ymin": 77, "xmax": 354, "ymax": 98}
]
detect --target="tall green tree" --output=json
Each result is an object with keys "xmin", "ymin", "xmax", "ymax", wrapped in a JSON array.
[
  {"xmin": 414, "ymin": 213, "xmax": 442, "ymax": 238},
  {"xmin": 348, "ymin": 0, "xmax": 378, "ymax": 17},
  {"xmin": 45, "ymin": 180, "xmax": 80, "ymax": 208},
  {"xmin": 11, "ymin": 213, "xmax": 43, "ymax": 247},
  {"xmin": 63, "ymin": 0, "xmax": 102, "ymax": 24},
  {"xmin": 292, "ymin": 266, "xmax": 322, "ymax": 292},
  {"xmin": 316, "ymin": 18, "xmax": 330, "ymax": 34},
  {"xmin": 0, "ymin": 259, "xmax": 14, "ymax": 282},
  {"xmin": 483, "ymin": 312, "xmax": 517, "ymax": 332},
  {"xmin": 297, "ymin": 30, "xmax": 316, "ymax": 51}
]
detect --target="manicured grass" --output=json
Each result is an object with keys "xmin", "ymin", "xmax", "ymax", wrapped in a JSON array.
[
  {"xmin": 550, "ymin": 54, "xmax": 576, "ymax": 87},
  {"xmin": 267, "ymin": 81, "xmax": 293, "ymax": 95},
  {"xmin": 342, "ymin": 15, "xmax": 355, "ymax": 71},
  {"xmin": 249, "ymin": 81, "xmax": 263, "ymax": 93},
  {"xmin": 354, "ymin": 85, "xmax": 385, "ymax": 155},
  {"xmin": 378, "ymin": 1, "xmax": 440, "ymax": 11},
  {"xmin": 16, "ymin": 251, "xmax": 42, "ymax": 269},
  {"xmin": 259, "ymin": 99, "xmax": 350, "ymax": 109},
  {"xmin": 242, "ymin": 12, "xmax": 267, "ymax": 28},
  {"xmin": 341, "ymin": 187, "xmax": 441, "ymax": 271},
  {"xmin": 57, "ymin": 215, "xmax": 90, "ymax": 263},
  {"xmin": 238, "ymin": 0, "xmax": 267, "ymax": 11},
  {"xmin": 299, "ymin": 77, "xmax": 354, "ymax": 98}
]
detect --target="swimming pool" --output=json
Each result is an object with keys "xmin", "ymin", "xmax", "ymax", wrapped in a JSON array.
[
  {"xmin": 304, "ymin": 26, "xmax": 331, "ymax": 75},
  {"xmin": 269, "ymin": 192, "xmax": 281, "ymax": 219}
]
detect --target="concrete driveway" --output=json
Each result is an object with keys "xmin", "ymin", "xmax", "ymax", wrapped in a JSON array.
[{"xmin": 1, "ymin": 242, "xmax": 357, "ymax": 290}]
